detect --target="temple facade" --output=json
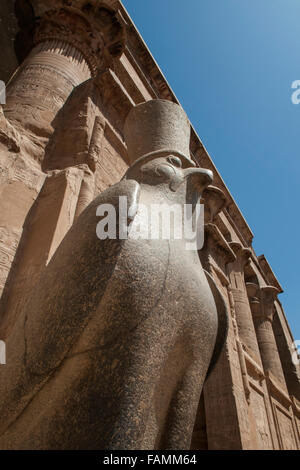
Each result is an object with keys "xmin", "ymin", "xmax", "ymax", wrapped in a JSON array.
[{"xmin": 0, "ymin": 0, "xmax": 299, "ymax": 450}]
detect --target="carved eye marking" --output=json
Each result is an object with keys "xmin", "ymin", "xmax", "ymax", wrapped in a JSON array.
[{"xmin": 167, "ymin": 156, "xmax": 182, "ymax": 168}]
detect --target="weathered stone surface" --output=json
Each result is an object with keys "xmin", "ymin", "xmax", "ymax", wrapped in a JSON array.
[{"xmin": 124, "ymin": 99, "xmax": 194, "ymax": 166}]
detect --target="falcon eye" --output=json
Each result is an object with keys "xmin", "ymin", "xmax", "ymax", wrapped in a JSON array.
[{"xmin": 167, "ymin": 156, "xmax": 182, "ymax": 168}]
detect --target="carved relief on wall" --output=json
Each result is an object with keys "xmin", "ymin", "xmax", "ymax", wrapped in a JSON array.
[
  {"xmin": 274, "ymin": 403, "xmax": 298, "ymax": 449},
  {"xmin": 250, "ymin": 384, "xmax": 274, "ymax": 449}
]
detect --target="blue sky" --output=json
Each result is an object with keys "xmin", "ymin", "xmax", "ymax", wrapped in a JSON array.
[{"xmin": 123, "ymin": 0, "xmax": 300, "ymax": 340}]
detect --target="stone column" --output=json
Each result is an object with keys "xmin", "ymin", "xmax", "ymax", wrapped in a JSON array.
[
  {"xmin": 246, "ymin": 283, "xmax": 287, "ymax": 388},
  {"xmin": 198, "ymin": 187, "xmax": 253, "ymax": 449},
  {"xmin": 5, "ymin": 39, "xmax": 91, "ymax": 160},
  {"xmin": 0, "ymin": 1, "xmax": 125, "ymax": 330},
  {"xmin": 227, "ymin": 242, "xmax": 261, "ymax": 361},
  {"xmin": 4, "ymin": 1, "xmax": 125, "ymax": 163}
]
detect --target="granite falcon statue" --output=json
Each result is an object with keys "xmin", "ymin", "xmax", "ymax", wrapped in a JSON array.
[{"xmin": 0, "ymin": 100, "xmax": 228, "ymax": 450}]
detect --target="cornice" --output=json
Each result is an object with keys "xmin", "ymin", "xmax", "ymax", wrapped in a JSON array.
[{"xmin": 258, "ymin": 254, "xmax": 283, "ymax": 293}]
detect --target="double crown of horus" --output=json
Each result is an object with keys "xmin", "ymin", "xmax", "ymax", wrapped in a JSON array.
[{"xmin": 124, "ymin": 99, "xmax": 195, "ymax": 169}]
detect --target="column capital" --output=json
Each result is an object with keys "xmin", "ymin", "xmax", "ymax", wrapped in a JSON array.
[
  {"xmin": 202, "ymin": 185, "xmax": 227, "ymax": 223},
  {"xmin": 228, "ymin": 242, "xmax": 252, "ymax": 271},
  {"xmin": 16, "ymin": 0, "xmax": 126, "ymax": 76},
  {"xmin": 199, "ymin": 186, "xmax": 235, "ymax": 273},
  {"xmin": 246, "ymin": 283, "xmax": 279, "ymax": 321}
]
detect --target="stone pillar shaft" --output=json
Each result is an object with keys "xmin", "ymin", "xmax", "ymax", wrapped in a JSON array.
[
  {"xmin": 5, "ymin": 39, "xmax": 91, "ymax": 161},
  {"xmin": 227, "ymin": 243, "xmax": 261, "ymax": 361},
  {"xmin": 255, "ymin": 314, "xmax": 285, "ymax": 383},
  {"xmin": 247, "ymin": 284, "xmax": 287, "ymax": 388},
  {"xmin": 230, "ymin": 288, "xmax": 261, "ymax": 359}
]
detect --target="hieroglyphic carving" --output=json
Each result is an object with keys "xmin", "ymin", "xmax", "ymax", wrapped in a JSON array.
[
  {"xmin": 5, "ymin": 42, "xmax": 91, "ymax": 156},
  {"xmin": 250, "ymin": 385, "xmax": 274, "ymax": 449},
  {"xmin": 5, "ymin": 1, "xmax": 126, "ymax": 164},
  {"xmin": 11, "ymin": 164, "xmax": 45, "ymax": 191},
  {"xmin": 275, "ymin": 405, "xmax": 298, "ymax": 449},
  {"xmin": 0, "ymin": 227, "xmax": 21, "ymax": 296}
]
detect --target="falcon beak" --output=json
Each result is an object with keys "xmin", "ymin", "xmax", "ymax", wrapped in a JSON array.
[{"xmin": 184, "ymin": 167, "xmax": 213, "ymax": 194}]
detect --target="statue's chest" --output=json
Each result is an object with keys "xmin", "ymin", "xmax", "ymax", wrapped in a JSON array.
[{"xmin": 111, "ymin": 239, "xmax": 217, "ymax": 326}]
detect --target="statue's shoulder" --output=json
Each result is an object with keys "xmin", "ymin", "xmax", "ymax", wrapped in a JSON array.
[
  {"xmin": 65, "ymin": 178, "xmax": 140, "ymax": 241},
  {"xmin": 89, "ymin": 178, "xmax": 140, "ymax": 211}
]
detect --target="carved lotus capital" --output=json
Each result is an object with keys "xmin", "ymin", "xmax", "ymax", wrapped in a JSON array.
[
  {"xmin": 202, "ymin": 185, "xmax": 227, "ymax": 223},
  {"xmin": 228, "ymin": 241, "xmax": 252, "ymax": 272},
  {"xmin": 16, "ymin": 0, "xmax": 126, "ymax": 75},
  {"xmin": 246, "ymin": 282, "xmax": 279, "ymax": 321}
]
